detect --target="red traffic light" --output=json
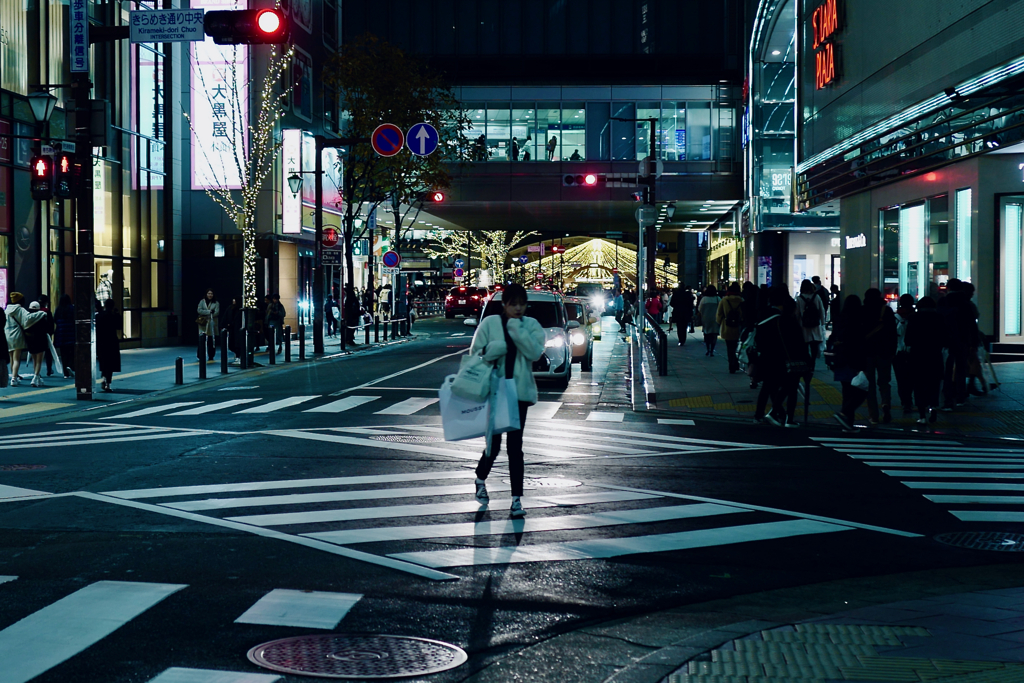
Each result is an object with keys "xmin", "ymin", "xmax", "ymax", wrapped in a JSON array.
[
  {"xmin": 34, "ymin": 157, "xmax": 49, "ymax": 177},
  {"xmin": 584, "ymin": 174, "xmax": 597, "ymax": 186},
  {"xmin": 30, "ymin": 155, "xmax": 54, "ymax": 200},
  {"xmin": 430, "ymin": 191, "xmax": 445, "ymax": 202},
  {"xmin": 256, "ymin": 9, "xmax": 282, "ymax": 34},
  {"xmin": 204, "ymin": 9, "xmax": 288, "ymax": 45},
  {"xmin": 55, "ymin": 153, "xmax": 74, "ymax": 198}
]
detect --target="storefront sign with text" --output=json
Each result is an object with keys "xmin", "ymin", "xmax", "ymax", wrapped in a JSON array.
[{"xmin": 846, "ymin": 233, "xmax": 866, "ymax": 249}]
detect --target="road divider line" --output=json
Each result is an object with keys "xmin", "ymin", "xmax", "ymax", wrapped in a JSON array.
[{"xmin": 331, "ymin": 349, "xmax": 467, "ymax": 396}]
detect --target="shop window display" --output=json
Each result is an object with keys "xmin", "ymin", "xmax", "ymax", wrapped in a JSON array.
[
  {"xmin": 927, "ymin": 195, "xmax": 949, "ymax": 298},
  {"xmin": 538, "ymin": 103, "xmax": 561, "ymax": 161},
  {"xmin": 560, "ymin": 103, "xmax": 585, "ymax": 161},
  {"xmin": 510, "ymin": 107, "xmax": 535, "ymax": 161},
  {"xmin": 486, "ymin": 103, "xmax": 510, "ymax": 160}
]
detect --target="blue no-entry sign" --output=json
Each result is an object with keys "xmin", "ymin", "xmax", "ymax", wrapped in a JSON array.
[
  {"xmin": 371, "ymin": 124, "xmax": 404, "ymax": 157},
  {"xmin": 407, "ymin": 122, "xmax": 439, "ymax": 156}
]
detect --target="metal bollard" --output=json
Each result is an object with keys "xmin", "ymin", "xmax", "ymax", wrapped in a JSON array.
[
  {"xmin": 298, "ymin": 324, "xmax": 305, "ymax": 360},
  {"xmin": 383, "ymin": 319, "xmax": 389, "ymax": 341},
  {"xmin": 364, "ymin": 323, "xmax": 370, "ymax": 345},
  {"xmin": 284, "ymin": 325, "xmax": 292, "ymax": 362},
  {"xmin": 175, "ymin": 357, "xmax": 183, "ymax": 385},
  {"xmin": 221, "ymin": 334, "xmax": 229, "ymax": 374},
  {"xmin": 374, "ymin": 318, "xmax": 380, "ymax": 343},
  {"xmin": 269, "ymin": 336, "xmax": 276, "ymax": 365},
  {"xmin": 198, "ymin": 343, "xmax": 207, "ymax": 380}
]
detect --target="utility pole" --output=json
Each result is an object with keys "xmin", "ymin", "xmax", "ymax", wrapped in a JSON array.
[{"xmin": 612, "ymin": 116, "xmax": 658, "ymax": 294}]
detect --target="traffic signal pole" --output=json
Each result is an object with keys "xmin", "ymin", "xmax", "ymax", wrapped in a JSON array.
[{"xmin": 72, "ymin": 72, "xmax": 93, "ymax": 400}]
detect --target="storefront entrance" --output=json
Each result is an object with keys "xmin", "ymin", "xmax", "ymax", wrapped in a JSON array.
[
  {"xmin": 1000, "ymin": 195, "xmax": 1024, "ymax": 339},
  {"xmin": 879, "ymin": 194, "xmax": 952, "ymax": 303}
]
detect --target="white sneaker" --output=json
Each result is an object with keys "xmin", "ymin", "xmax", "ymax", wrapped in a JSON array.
[
  {"xmin": 9, "ymin": 377, "xmax": 18, "ymax": 387},
  {"xmin": 474, "ymin": 478, "xmax": 489, "ymax": 503},
  {"xmin": 35, "ymin": 375, "xmax": 44, "ymax": 387},
  {"xmin": 30, "ymin": 375, "xmax": 39, "ymax": 387},
  {"xmin": 510, "ymin": 497, "xmax": 526, "ymax": 518}
]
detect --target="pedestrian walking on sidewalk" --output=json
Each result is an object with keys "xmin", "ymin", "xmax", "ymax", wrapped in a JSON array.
[
  {"xmin": 4, "ymin": 292, "xmax": 29, "ymax": 386},
  {"xmin": 715, "ymin": 282, "xmax": 744, "ymax": 373},
  {"xmin": 892, "ymin": 294, "xmax": 916, "ymax": 414},
  {"xmin": 197, "ymin": 289, "xmax": 220, "ymax": 362},
  {"xmin": 471, "ymin": 283, "xmax": 546, "ymax": 519},
  {"xmin": 96, "ymin": 299, "xmax": 121, "ymax": 392},
  {"xmin": 53, "ymin": 294, "xmax": 75, "ymax": 378},
  {"xmin": 325, "ymin": 295, "xmax": 337, "ymax": 338},
  {"xmin": 344, "ymin": 284, "xmax": 360, "ymax": 344},
  {"xmin": 905, "ymin": 296, "xmax": 945, "ymax": 424},
  {"xmin": 266, "ymin": 294, "xmax": 286, "ymax": 354},
  {"xmin": 21, "ymin": 302, "xmax": 52, "ymax": 387},
  {"xmin": 939, "ymin": 278, "xmax": 977, "ymax": 410},
  {"xmin": 831, "ymin": 295, "xmax": 867, "ymax": 431},
  {"xmin": 669, "ymin": 284, "xmax": 694, "ymax": 345},
  {"xmin": 644, "ymin": 292, "xmax": 663, "ymax": 322},
  {"xmin": 698, "ymin": 285, "xmax": 721, "ymax": 356},
  {"xmin": 38, "ymin": 296, "xmax": 55, "ymax": 376},
  {"xmin": 862, "ymin": 288, "xmax": 897, "ymax": 424},
  {"xmin": 796, "ymin": 279, "xmax": 826, "ymax": 373},
  {"xmin": 751, "ymin": 286, "xmax": 809, "ymax": 427},
  {"xmin": 0, "ymin": 308, "xmax": 7, "ymax": 389},
  {"xmin": 225, "ymin": 297, "xmax": 243, "ymax": 362}
]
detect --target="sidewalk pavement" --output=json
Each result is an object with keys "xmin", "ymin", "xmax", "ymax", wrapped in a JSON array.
[
  {"xmin": 645, "ymin": 325, "xmax": 1024, "ymax": 440},
  {"xmin": 0, "ymin": 324, "xmax": 422, "ymax": 425}
]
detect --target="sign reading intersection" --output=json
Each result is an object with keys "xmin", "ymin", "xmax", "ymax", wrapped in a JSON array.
[{"xmin": 130, "ymin": 9, "xmax": 206, "ymax": 43}]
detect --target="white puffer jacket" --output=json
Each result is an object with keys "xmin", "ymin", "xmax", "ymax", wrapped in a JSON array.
[{"xmin": 469, "ymin": 314, "xmax": 546, "ymax": 405}]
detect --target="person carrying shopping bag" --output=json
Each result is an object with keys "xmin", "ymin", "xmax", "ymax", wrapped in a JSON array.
[{"xmin": 469, "ymin": 284, "xmax": 545, "ymax": 519}]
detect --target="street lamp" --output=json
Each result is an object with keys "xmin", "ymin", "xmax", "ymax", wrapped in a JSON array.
[
  {"xmin": 287, "ymin": 172, "xmax": 302, "ymax": 195},
  {"xmin": 28, "ymin": 91, "xmax": 58, "ymax": 125}
]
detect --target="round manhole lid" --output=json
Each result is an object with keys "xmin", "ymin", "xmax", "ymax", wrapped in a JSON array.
[
  {"xmin": 247, "ymin": 633, "xmax": 468, "ymax": 679},
  {"xmin": 506, "ymin": 477, "xmax": 582, "ymax": 489},
  {"xmin": 935, "ymin": 531, "xmax": 1024, "ymax": 552}
]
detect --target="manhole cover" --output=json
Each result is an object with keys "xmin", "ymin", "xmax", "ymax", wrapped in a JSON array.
[
  {"xmin": 505, "ymin": 477, "xmax": 582, "ymax": 489},
  {"xmin": 370, "ymin": 435, "xmax": 445, "ymax": 444},
  {"xmin": 247, "ymin": 634, "xmax": 468, "ymax": 679},
  {"xmin": 0, "ymin": 464, "xmax": 46, "ymax": 471},
  {"xmin": 935, "ymin": 531, "xmax": 1024, "ymax": 552}
]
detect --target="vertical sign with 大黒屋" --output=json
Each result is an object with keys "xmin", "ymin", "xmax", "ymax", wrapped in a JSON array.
[
  {"xmin": 282, "ymin": 129, "xmax": 302, "ymax": 234},
  {"xmin": 70, "ymin": 0, "xmax": 88, "ymax": 72},
  {"xmin": 190, "ymin": 0, "xmax": 246, "ymax": 189},
  {"xmin": 811, "ymin": 0, "xmax": 841, "ymax": 89}
]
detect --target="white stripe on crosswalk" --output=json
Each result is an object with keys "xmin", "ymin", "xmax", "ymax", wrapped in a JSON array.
[
  {"xmin": 234, "ymin": 589, "xmax": 362, "ymax": 629},
  {"xmin": 103, "ymin": 471, "xmax": 476, "ymax": 500},
  {"xmin": 304, "ymin": 503, "xmax": 748, "ymax": 545},
  {"xmin": 267, "ymin": 429, "xmax": 481, "ymax": 461},
  {"xmin": 0, "ymin": 432, "xmax": 199, "ymax": 451},
  {"xmin": 849, "ymin": 455, "xmax": 1024, "ymax": 463},
  {"xmin": 0, "ymin": 576, "xmax": 16, "ymax": 585},
  {"xmin": 527, "ymin": 402, "xmax": 563, "ymax": 420},
  {"xmin": 167, "ymin": 399, "xmax": 260, "ymax": 416},
  {"xmin": 882, "ymin": 470, "xmax": 1024, "ymax": 479},
  {"xmin": 925, "ymin": 494, "xmax": 1024, "ymax": 504},
  {"xmin": 813, "ymin": 438, "xmax": 962, "ymax": 445},
  {"xmin": 147, "ymin": 667, "xmax": 281, "ymax": 682},
  {"xmin": 903, "ymin": 482, "xmax": 1024, "ymax": 491},
  {"xmin": 658, "ymin": 419, "xmax": 696, "ymax": 425},
  {"xmin": 586, "ymin": 412, "xmax": 624, "ymax": 422},
  {"xmin": 374, "ymin": 397, "xmax": 439, "ymax": 415},
  {"xmin": 226, "ymin": 491, "xmax": 659, "ymax": 527},
  {"xmin": 0, "ymin": 580, "xmax": 186, "ymax": 683},
  {"xmin": 104, "ymin": 403, "xmax": 202, "ymax": 419},
  {"xmin": 235, "ymin": 396, "xmax": 321, "ymax": 413},
  {"xmin": 0, "ymin": 485, "xmax": 51, "ymax": 500},
  {"xmin": 303, "ymin": 396, "xmax": 380, "ymax": 413},
  {"xmin": 163, "ymin": 482, "xmax": 512, "ymax": 512},
  {"xmin": 952, "ymin": 510, "xmax": 1024, "ymax": 522},
  {"xmin": 0, "ymin": 424, "xmax": 147, "ymax": 440},
  {"xmin": 389, "ymin": 519, "xmax": 850, "ymax": 568},
  {"xmin": 865, "ymin": 462, "xmax": 1024, "ymax": 469},
  {"xmin": 838, "ymin": 448, "xmax": 1024, "ymax": 455}
]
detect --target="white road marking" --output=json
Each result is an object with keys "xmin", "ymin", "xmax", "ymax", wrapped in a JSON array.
[
  {"xmin": 235, "ymin": 396, "xmax": 321, "ymax": 413},
  {"xmin": 865, "ymin": 462, "xmax": 1024, "ymax": 469},
  {"xmin": 374, "ymin": 397, "xmax": 439, "ymax": 415},
  {"xmin": 147, "ymin": 667, "xmax": 281, "ymax": 682},
  {"xmin": 403, "ymin": 424, "xmax": 700, "ymax": 452},
  {"xmin": 813, "ymin": 438, "xmax": 963, "ymax": 445},
  {"xmin": 0, "ymin": 580, "xmax": 186, "ymax": 683},
  {"xmin": 103, "ymin": 471, "xmax": 477, "ymax": 500},
  {"xmin": 0, "ymin": 576, "xmax": 17, "ymax": 585},
  {"xmin": 527, "ymin": 402, "xmax": 563, "ymax": 420},
  {"xmin": 925, "ymin": 494, "xmax": 1024, "ymax": 504},
  {"xmin": 586, "ymin": 412, "xmax": 624, "ymax": 422},
  {"xmin": 167, "ymin": 399, "xmax": 261, "ymax": 416},
  {"xmin": 0, "ymin": 432, "xmax": 199, "ymax": 450},
  {"xmin": 903, "ymin": 482, "xmax": 1024, "ymax": 491},
  {"xmin": 849, "ymin": 455, "xmax": 1024, "ymax": 463},
  {"xmin": 0, "ymin": 424, "xmax": 145, "ymax": 440},
  {"xmin": 839, "ymin": 448, "xmax": 1024, "ymax": 455},
  {"xmin": 882, "ymin": 470, "xmax": 1024, "ymax": 479},
  {"xmin": 952, "ymin": 510, "xmax": 1024, "ymax": 522},
  {"xmin": 225, "ymin": 492, "xmax": 659, "ymax": 527},
  {"xmin": 389, "ymin": 519, "xmax": 850, "ymax": 568},
  {"xmin": 0, "ymin": 485, "xmax": 51, "ymax": 500},
  {"xmin": 234, "ymin": 589, "xmax": 362, "ymax": 629},
  {"xmin": 303, "ymin": 396, "xmax": 380, "ymax": 413},
  {"xmin": 266, "ymin": 429, "xmax": 481, "ymax": 462},
  {"xmin": 104, "ymin": 403, "xmax": 202, "ymax": 419},
  {"xmin": 163, "ymin": 482, "xmax": 512, "ymax": 511},
  {"xmin": 304, "ymin": 503, "xmax": 749, "ymax": 545},
  {"xmin": 658, "ymin": 419, "xmax": 696, "ymax": 425},
  {"xmin": 331, "ymin": 348, "xmax": 467, "ymax": 396}
]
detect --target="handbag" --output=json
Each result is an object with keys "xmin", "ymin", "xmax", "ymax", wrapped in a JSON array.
[
  {"xmin": 451, "ymin": 351, "xmax": 493, "ymax": 402},
  {"xmin": 851, "ymin": 370, "xmax": 870, "ymax": 390},
  {"xmin": 491, "ymin": 377, "xmax": 520, "ymax": 435},
  {"xmin": 196, "ymin": 315, "xmax": 209, "ymax": 327}
]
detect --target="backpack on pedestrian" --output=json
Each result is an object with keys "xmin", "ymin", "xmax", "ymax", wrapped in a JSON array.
[
  {"xmin": 725, "ymin": 301, "xmax": 742, "ymax": 328},
  {"xmin": 800, "ymin": 299, "xmax": 821, "ymax": 328}
]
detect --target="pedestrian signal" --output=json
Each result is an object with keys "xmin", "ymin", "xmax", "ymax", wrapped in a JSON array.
[
  {"xmin": 30, "ymin": 155, "xmax": 54, "ymax": 201},
  {"xmin": 55, "ymin": 153, "xmax": 73, "ymax": 199},
  {"xmin": 204, "ymin": 9, "xmax": 289, "ymax": 45}
]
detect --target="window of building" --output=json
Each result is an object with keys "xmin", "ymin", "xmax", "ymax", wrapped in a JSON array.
[
  {"xmin": 687, "ymin": 101, "xmax": 712, "ymax": 160},
  {"xmin": 466, "ymin": 103, "xmax": 486, "ymax": 161},
  {"xmin": 636, "ymin": 102, "xmax": 659, "ymax": 160},
  {"xmin": 899, "ymin": 203, "xmax": 926, "ymax": 299},
  {"xmin": 880, "ymin": 207, "xmax": 900, "ymax": 301},
  {"xmin": 586, "ymin": 101, "xmax": 610, "ymax": 160},
  {"xmin": 510, "ymin": 106, "xmax": 534, "ymax": 161},
  {"xmin": 486, "ymin": 103, "xmax": 510, "ymax": 160},
  {"xmin": 538, "ymin": 103, "xmax": 561, "ymax": 161},
  {"xmin": 660, "ymin": 102, "xmax": 683, "ymax": 161},
  {"xmin": 561, "ymin": 103, "xmax": 585, "ymax": 161},
  {"xmin": 611, "ymin": 102, "xmax": 635, "ymax": 160},
  {"xmin": 955, "ymin": 188, "xmax": 972, "ymax": 283},
  {"xmin": 928, "ymin": 195, "xmax": 949, "ymax": 298},
  {"xmin": 1004, "ymin": 201, "xmax": 1023, "ymax": 336}
]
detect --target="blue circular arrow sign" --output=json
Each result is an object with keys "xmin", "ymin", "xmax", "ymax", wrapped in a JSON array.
[
  {"xmin": 406, "ymin": 122, "xmax": 439, "ymax": 157},
  {"xmin": 519, "ymin": 255, "xmax": 529, "ymax": 264}
]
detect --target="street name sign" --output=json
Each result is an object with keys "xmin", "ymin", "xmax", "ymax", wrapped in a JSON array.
[
  {"xmin": 321, "ymin": 250, "xmax": 342, "ymax": 266},
  {"xmin": 130, "ymin": 9, "xmax": 205, "ymax": 43},
  {"xmin": 406, "ymin": 123, "xmax": 439, "ymax": 156},
  {"xmin": 371, "ymin": 124, "xmax": 404, "ymax": 157}
]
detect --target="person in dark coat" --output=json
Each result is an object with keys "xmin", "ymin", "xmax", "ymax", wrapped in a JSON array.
[
  {"xmin": 828, "ymin": 284, "xmax": 841, "ymax": 329},
  {"xmin": 832, "ymin": 294, "xmax": 866, "ymax": 431},
  {"xmin": 224, "ymin": 297, "xmax": 243, "ymax": 361},
  {"xmin": 669, "ymin": 284, "xmax": 694, "ymax": 346},
  {"xmin": 861, "ymin": 288, "xmax": 897, "ymax": 424},
  {"xmin": 752, "ymin": 286, "xmax": 809, "ymax": 427},
  {"xmin": 938, "ymin": 278, "xmax": 977, "ymax": 409},
  {"xmin": 905, "ymin": 296, "xmax": 946, "ymax": 424},
  {"xmin": 344, "ymin": 284, "xmax": 361, "ymax": 345},
  {"xmin": 53, "ymin": 294, "xmax": 75, "ymax": 378},
  {"xmin": 325, "ymin": 295, "xmax": 337, "ymax": 338},
  {"xmin": 892, "ymin": 293, "xmax": 916, "ymax": 414},
  {"xmin": 95, "ymin": 299, "xmax": 121, "ymax": 392}
]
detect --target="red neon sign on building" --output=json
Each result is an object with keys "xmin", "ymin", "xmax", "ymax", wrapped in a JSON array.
[{"xmin": 811, "ymin": 0, "xmax": 840, "ymax": 89}]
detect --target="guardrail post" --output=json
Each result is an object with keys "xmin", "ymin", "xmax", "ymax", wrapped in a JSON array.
[
  {"xmin": 284, "ymin": 325, "xmax": 291, "ymax": 362},
  {"xmin": 298, "ymin": 324, "xmax": 305, "ymax": 360},
  {"xmin": 175, "ymin": 357, "xmax": 183, "ymax": 385}
]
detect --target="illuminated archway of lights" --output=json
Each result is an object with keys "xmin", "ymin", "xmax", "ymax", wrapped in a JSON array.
[{"xmin": 523, "ymin": 238, "xmax": 678, "ymax": 288}]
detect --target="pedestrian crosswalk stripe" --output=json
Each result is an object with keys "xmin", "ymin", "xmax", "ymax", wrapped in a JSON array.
[
  {"xmin": 658, "ymin": 419, "xmax": 696, "ymax": 426},
  {"xmin": 267, "ymin": 429, "xmax": 483, "ymax": 462},
  {"xmin": 103, "ymin": 471, "xmax": 477, "ymax": 500},
  {"xmin": 0, "ymin": 485, "xmax": 51, "ymax": 501},
  {"xmin": 147, "ymin": 667, "xmax": 282, "ymax": 682},
  {"xmin": 234, "ymin": 589, "xmax": 362, "ymax": 629},
  {"xmin": 812, "ymin": 438, "xmax": 964, "ymax": 445},
  {"xmin": 373, "ymin": 397, "xmax": 439, "ymax": 415},
  {"xmin": 0, "ymin": 430, "xmax": 198, "ymax": 451},
  {"xmin": 904, "ymin": 482, "xmax": 1024, "ymax": 491},
  {"xmin": 840, "ymin": 447, "xmax": 1024, "ymax": 455},
  {"xmin": 389, "ymin": 519, "xmax": 851, "ymax": 568},
  {"xmin": 303, "ymin": 395, "xmax": 380, "ymax": 413},
  {"xmin": 104, "ymin": 402, "xmax": 202, "ymax": 419},
  {"xmin": 586, "ymin": 411, "xmax": 624, "ymax": 422},
  {"xmin": 882, "ymin": 470, "xmax": 1024, "ymax": 478},
  {"xmin": 926, "ymin": 495, "xmax": 1024, "ymax": 504},
  {"xmin": 951, "ymin": 510, "xmax": 1024, "ymax": 522},
  {"xmin": 0, "ymin": 575, "xmax": 16, "ymax": 585},
  {"xmin": 528, "ymin": 401, "xmax": 562, "ymax": 420},
  {"xmin": 163, "ymin": 482, "xmax": 513, "ymax": 512},
  {"xmin": 848, "ymin": 454, "xmax": 1024, "ymax": 462},
  {"xmin": 400, "ymin": 425, "xmax": 659, "ymax": 456},
  {"xmin": 867, "ymin": 461, "xmax": 1024, "ymax": 469},
  {"xmin": 236, "ymin": 396, "xmax": 321, "ymax": 413},
  {"xmin": 167, "ymin": 399, "xmax": 261, "ymax": 416},
  {"xmin": 0, "ymin": 580, "xmax": 186, "ymax": 683},
  {"xmin": 0, "ymin": 424, "xmax": 137, "ymax": 441},
  {"xmin": 304, "ymin": 503, "xmax": 749, "ymax": 545},
  {"xmin": 225, "ymin": 491, "xmax": 659, "ymax": 527}
]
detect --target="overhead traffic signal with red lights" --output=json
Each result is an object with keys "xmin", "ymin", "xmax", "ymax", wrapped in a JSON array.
[
  {"xmin": 204, "ymin": 9, "xmax": 289, "ymax": 45},
  {"xmin": 30, "ymin": 155, "xmax": 54, "ymax": 201},
  {"xmin": 562, "ymin": 173, "xmax": 602, "ymax": 187}
]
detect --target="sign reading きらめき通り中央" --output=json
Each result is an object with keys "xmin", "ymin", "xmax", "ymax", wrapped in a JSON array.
[
  {"xmin": 130, "ymin": 9, "xmax": 205, "ymax": 43},
  {"xmin": 846, "ymin": 233, "xmax": 867, "ymax": 249}
]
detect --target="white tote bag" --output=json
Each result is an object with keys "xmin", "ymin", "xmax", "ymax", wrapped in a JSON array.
[
  {"xmin": 450, "ymin": 352, "xmax": 493, "ymax": 402},
  {"xmin": 491, "ymin": 377, "xmax": 520, "ymax": 435},
  {"xmin": 439, "ymin": 375, "xmax": 490, "ymax": 442}
]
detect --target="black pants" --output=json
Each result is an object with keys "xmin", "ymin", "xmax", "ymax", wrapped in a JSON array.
[
  {"xmin": 840, "ymin": 381, "xmax": 867, "ymax": 421},
  {"xmin": 59, "ymin": 345, "xmax": 74, "ymax": 375},
  {"xmin": 892, "ymin": 352, "xmax": 914, "ymax": 410},
  {"xmin": 677, "ymin": 325, "xmax": 687, "ymax": 345},
  {"xmin": 755, "ymin": 371, "xmax": 785, "ymax": 420},
  {"xmin": 725, "ymin": 339, "xmax": 739, "ymax": 372},
  {"xmin": 943, "ymin": 346, "xmax": 969, "ymax": 406},
  {"xmin": 865, "ymin": 355, "xmax": 893, "ymax": 421},
  {"xmin": 915, "ymin": 353, "xmax": 943, "ymax": 417},
  {"xmin": 703, "ymin": 333, "xmax": 717, "ymax": 355},
  {"xmin": 476, "ymin": 401, "xmax": 530, "ymax": 497}
]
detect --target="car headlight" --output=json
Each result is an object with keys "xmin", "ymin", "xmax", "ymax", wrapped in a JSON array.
[
  {"xmin": 571, "ymin": 333, "xmax": 586, "ymax": 345},
  {"xmin": 544, "ymin": 336, "xmax": 564, "ymax": 348}
]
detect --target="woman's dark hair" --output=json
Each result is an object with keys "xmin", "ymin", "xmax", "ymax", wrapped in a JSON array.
[
  {"xmin": 103, "ymin": 299, "xmax": 117, "ymax": 313},
  {"xmin": 502, "ymin": 283, "xmax": 528, "ymax": 305},
  {"xmin": 704, "ymin": 285, "xmax": 718, "ymax": 297},
  {"xmin": 917, "ymin": 296, "xmax": 937, "ymax": 310},
  {"xmin": 727, "ymin": 281, "xmax": 741, "ymax": 295},
  {"xmin": 862, "ymin": 288, "xmax": 883, "ymax": 310},
  {"xmin": 898, "ymin": 293, "xmax": 916, "ymax": 310},
  {"xmin": 55, "ymin": 294, "xmax": 73, "ymax": 319},
  {"xmin": 841, "ymin": 294, "xmax": 862, "ymax": 318}
]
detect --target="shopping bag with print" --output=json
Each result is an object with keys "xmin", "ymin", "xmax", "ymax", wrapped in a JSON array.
[
  {"xmin": 490, "ymin": 378, "xmax": 520, "ymax": 435},
  {"xmin": 439, "ymin": 375, "xmax": 490, "ymax": 441},
  {"xmin": 450, "ymin": 352, "xmax": 493, "ymax": 402}
]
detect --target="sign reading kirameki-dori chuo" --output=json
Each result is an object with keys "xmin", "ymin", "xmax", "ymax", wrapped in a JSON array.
[{"xmin": 130, "ymin": 9, "xmax": 205, "ymax": 43}]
